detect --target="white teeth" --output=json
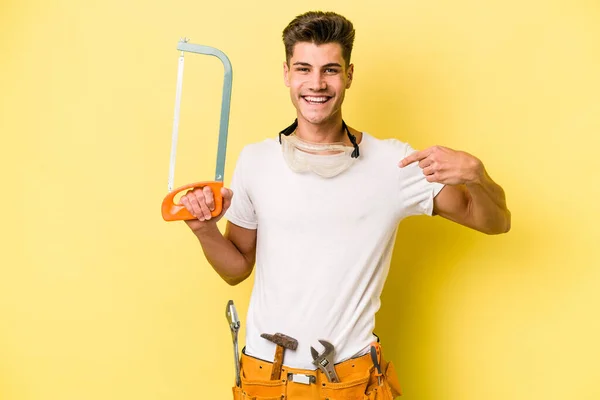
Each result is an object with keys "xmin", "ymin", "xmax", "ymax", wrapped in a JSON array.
[{"xmin": 304, "ymin": 96, "xmax": 328, "ymax": 103}]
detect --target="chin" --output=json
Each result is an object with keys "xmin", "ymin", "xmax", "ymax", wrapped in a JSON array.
[{"xmin": 300, "ymin": 112, "xmax": 333, "ymax": 125}]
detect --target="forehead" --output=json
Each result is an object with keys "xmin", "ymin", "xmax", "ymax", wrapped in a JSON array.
[{"xmin": 290, "ymin": 42, "xmax": 344, "ymax": 65}]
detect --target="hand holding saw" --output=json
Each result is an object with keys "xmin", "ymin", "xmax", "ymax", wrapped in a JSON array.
[{"xmin": 161, "ymin": 38, "xmax": 233, "ymax": 221}]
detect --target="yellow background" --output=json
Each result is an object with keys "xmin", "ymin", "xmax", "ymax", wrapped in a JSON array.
[{"xmin": 1, "ymin": 0, "xmax": 599, "ymax": 399}]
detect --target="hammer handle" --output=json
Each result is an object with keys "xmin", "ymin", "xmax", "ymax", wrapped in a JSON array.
[{"xmin": 270, "ymin": 345, "xmax": 284, "ymax": 380}]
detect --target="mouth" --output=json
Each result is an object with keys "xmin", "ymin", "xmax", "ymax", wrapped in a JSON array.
[{"xmin": 302, "ymin": 95, "xmax": 332, "ymax": 105}]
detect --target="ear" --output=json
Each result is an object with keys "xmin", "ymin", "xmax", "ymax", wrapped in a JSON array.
[
  {"xmin": 283, "ymin": 61, "xmax": 291, "ymax": 87},
  {"xmin": 346, "ymin": 64, "xmax": 354, "ymax": 89}
]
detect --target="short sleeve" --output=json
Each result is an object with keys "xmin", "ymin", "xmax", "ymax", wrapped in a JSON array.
[
  {"xmin": 224, "ymin": 148, "xmax": 258, "ymax": 229},
  {"xmin": 398, "ymin": 143, "xmax": 445, "ymax": 217}
]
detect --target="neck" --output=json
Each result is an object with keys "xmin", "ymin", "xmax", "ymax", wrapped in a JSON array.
[{"xmin": 295, "ymin": 116, "xmax": 346, "ymax": 144}]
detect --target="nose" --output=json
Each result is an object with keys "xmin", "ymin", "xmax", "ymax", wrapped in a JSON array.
[{"xmin": 308, "ymin": 71, "xmax": 326, "ymax": 91}]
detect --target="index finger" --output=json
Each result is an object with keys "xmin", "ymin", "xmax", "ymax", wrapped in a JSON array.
[{"xmin": 399, "ymin": 149, "xmax": 428, "ymax": 167}]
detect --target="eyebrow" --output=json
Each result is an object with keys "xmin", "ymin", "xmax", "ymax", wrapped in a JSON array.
[{"xmin": 292, "ymin": 62, "xmax": 343, "ymax": 68}]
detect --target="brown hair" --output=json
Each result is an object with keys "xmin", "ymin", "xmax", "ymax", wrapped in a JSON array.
[{"xmin": 282, "ymin": 11, "xmax": 355, "ymax": 66}]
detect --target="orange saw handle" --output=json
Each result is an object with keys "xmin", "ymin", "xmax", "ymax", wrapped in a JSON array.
[{"xmin": 161, "ymin": 181, "xmax": 223, "ymax": 221}]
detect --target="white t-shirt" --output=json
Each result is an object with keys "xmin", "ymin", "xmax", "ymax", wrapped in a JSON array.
[{"xmin": 225, "ymin": 132, "xmax": 444, "ymax": 369}]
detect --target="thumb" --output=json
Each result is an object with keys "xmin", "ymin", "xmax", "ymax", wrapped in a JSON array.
[
  {"xmin": 221, "ymin": 187, "xmax": 233, "ymax": 199},
  {"xmin": 221, "ymin": 187, "xmax": 234, "ymax": 212}
]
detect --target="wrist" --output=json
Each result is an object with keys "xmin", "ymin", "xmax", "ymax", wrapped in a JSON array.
[
  {"xmin": 467, "ymin": 157, "xmax": 485, "ymax": 184},
  {"xmin": 192, "ymin": 220, "xmax": 220, "ymax": 238}
]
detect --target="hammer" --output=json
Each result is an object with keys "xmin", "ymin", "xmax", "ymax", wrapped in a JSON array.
[{"xmin": 260, "ymin": 332, "xmax": 298, "ymax": 380}]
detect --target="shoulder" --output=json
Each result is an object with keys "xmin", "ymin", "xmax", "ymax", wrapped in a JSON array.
[
  {"xmin": 360, "ymin": 133, "xmax": 428, "ymax": 181},
  {"xmin": 240, "ymin": 137, "xmax": 279, "ymax": 155},
  {"xmin": 236, "ymin": 137, "xmax": 280, "ymax": 163},
  {"xmin": 361, "ymin": 133, "xmax": 416, "ymax": 159}
]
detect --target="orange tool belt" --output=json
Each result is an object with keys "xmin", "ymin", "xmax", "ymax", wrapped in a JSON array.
[{"xmin": 232, "ymin": 342, "xmax": 402, "ymax": 400}]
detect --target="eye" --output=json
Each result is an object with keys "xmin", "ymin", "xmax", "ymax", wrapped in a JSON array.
[
  {"xmin": 295, "ymin": 67, "xmax": 309, "ymax": 72},
  {"xmin": 325, "ymin": 68, "xmax": 340, "ymax": 74}
]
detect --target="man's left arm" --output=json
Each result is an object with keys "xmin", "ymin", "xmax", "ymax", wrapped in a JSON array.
[{"xmin": 399, "ymin": 145, "xmax": 511, "ymax": 235}]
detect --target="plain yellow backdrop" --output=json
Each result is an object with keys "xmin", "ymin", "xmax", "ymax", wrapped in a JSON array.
[{"xmin": 1, "ymin": 0, "xmax": 599, "ymax": 399}]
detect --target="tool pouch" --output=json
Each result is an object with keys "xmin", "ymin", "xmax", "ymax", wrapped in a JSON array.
[
  {"xmin": 233, "ymin": 353, "xmax": 287, "ymax": 400},
  {"xmin": 232, "ymin": 386, "xmax": 243, "ymax": 400},
  {"xmin": 236, "ymin": 377, "xmax": 287, "ymax": 400},
  {"xmin": 234, "ymin": 346, "xmax": 402, "ymax": 399},
  {"xmin": 319, "ymin": 370, "xmax": 372, "ymax": 400},
  {"xmin": 364, "ymin": 359, "xmax": 402, "ymax": 399},
  {"xmin": 234, "ymin": 388, "xmax": 280, "ymax": 400}
]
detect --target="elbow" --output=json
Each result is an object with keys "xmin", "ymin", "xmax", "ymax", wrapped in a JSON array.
[
  {"xmin": 483, "ymin": 209, "xmax": 511, "ymax": 235},
  {"xmin": 225, "ymin": 276, "xmax": 247, "ymax": 286},
  {"xmin": 222, "ymin": 267, "xmax": 253, "ymax": 286},
  {"xmin": 502, "ymin": 209, "xmax": 512, "ymax": 233}
]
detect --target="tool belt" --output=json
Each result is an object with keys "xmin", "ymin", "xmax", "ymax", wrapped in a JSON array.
[{"xmin": 232, "ymin": 343, "xmax": 402, "ymax": 400}]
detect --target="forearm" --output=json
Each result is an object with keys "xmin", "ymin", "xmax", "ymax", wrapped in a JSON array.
[
  {"xmin": 193, "ymin": 223, "xmax": 254, "ymax": 285},
  {"xmin": 466, "ymin": 170, "xmax": 511, "ymax": 234}
]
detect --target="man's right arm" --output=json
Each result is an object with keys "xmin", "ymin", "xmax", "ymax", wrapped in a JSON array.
[{"xmin": 182, "ymin": 186, "xmax": 257, "ymax": 286}]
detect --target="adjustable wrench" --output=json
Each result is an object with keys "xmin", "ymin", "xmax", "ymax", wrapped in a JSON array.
[
  {"xmin": 226, "ymin": 300, "xmax": 241, "ymax": 387},
  {"xmin": 310, "ymin": 340, "xmax": 340, "ymax": 383}
]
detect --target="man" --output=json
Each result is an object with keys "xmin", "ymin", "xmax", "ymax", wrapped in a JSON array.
[{"xmin": 180, "ymin": 11, "xmax": 510, "ymax": 400}]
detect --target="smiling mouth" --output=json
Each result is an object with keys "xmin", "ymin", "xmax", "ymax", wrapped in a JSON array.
[{"xmin": 302, "ymin": 95, "xmax": 331, "ymax": 105}]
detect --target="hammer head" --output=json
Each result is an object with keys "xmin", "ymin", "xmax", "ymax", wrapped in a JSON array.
[{"xmin": 260, "ymin": 332, "xmax": 299, "ymax": 350}]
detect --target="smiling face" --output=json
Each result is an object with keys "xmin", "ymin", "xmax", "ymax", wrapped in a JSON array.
[{"xmin": 284, "ymin": 42, "xmax": 354, "ymax": 128}]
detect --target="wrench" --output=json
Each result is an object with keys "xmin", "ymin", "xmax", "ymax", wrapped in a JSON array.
[{"xmin": 310, "ymin": 340, "xmax": 340, "ymax": 383}]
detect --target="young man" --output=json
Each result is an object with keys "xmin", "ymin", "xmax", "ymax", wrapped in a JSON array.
[{"xmin": 180, "ymin": 11, "xmax": 510, "ymax": 400}]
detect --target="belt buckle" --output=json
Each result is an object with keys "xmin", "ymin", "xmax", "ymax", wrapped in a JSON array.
[{"xmin": 288, "ymin": 373, "xmax": 316, "ymax": 385}]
